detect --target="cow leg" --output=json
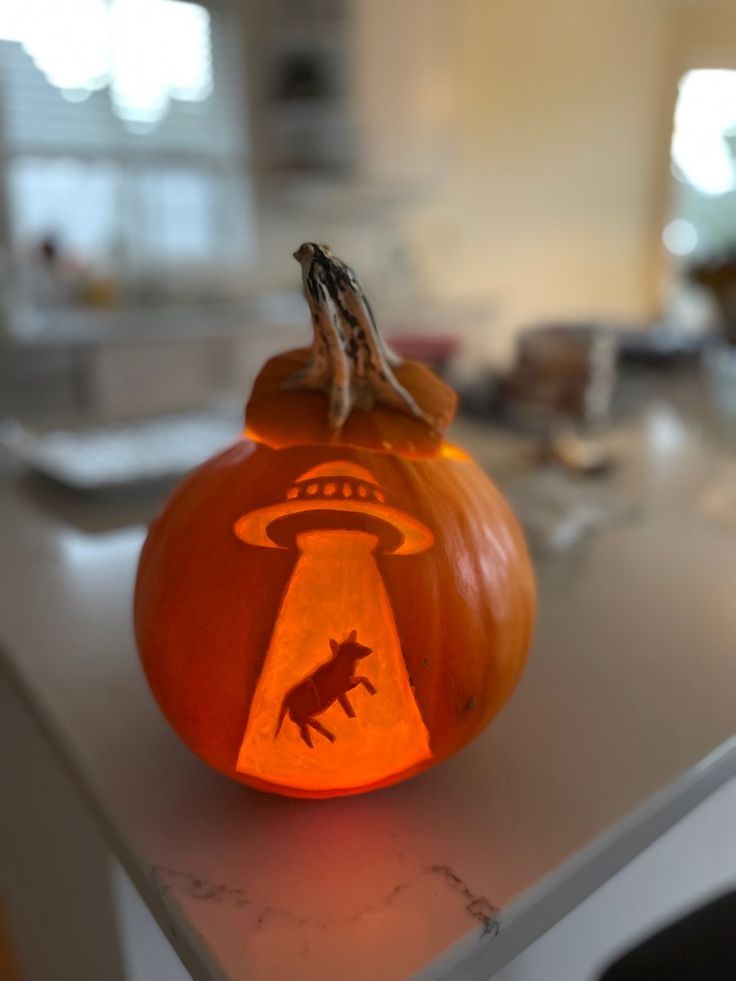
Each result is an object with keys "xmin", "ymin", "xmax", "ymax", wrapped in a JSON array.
[
  {"xmin": 353, "ymin": 676, "xmax": 377, "ymax": 695},
  {"xmin": 337, "ymin": 693, "xmax": 355, "ymax": 718},
  {"xmin": 298, "ymin": 723, "xmax": 314, "ymax": 748},
  {"xmin": 307, "ymin": 718, "xmax": 336, "ymax": 743}
]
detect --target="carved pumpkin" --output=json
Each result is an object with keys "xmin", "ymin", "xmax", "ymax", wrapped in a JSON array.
[{"xmin": 135, "ymin": 244, "xmax": 535, "ymax": 798}]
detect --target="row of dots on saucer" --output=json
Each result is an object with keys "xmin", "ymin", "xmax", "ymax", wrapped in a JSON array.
[{"xmin": 286, "ymin": 480, "xmax": 385, "ymax": 502}]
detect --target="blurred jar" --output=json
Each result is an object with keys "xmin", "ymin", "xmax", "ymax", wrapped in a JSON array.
[
  {"xmin": 503, "ymin": 324, "xmax": 618, "ymax": 428},
  {"xmin": 703, "ymin": 341, "xmax": 736, "ymax": 421}
]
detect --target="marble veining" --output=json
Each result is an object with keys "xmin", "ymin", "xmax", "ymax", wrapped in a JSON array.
[
  {"xmin": 428, "ymin": 865, "xmax": 500, "ymax": 937},
  {"xmin": 154, "ymin": 867, "xmax": 251, "ymax": 908},
  {"xmin": 153, "ymin": 862, "xmax": 500, "ymax": 939}
]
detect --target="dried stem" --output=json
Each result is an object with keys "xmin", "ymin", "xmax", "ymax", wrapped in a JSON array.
[{"xmin": 288, "ymin": 243, "xmax": 435, "ymax": 431}]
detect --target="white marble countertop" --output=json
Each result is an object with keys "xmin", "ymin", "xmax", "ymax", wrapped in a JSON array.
[{"xmin": 1, "ymin": 373, "xmax": 736, "ymax": 980}]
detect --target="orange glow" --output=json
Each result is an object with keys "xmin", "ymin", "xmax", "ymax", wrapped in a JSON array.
[
  {"xmin": 233, "ymin": 459, "xmax": 435, "ymax": 792},
  {"xmin": 439, "ymin": 441, "xmax": 471, "ymax": 462},
  {"xmin": 234, "ymin": 496, "xmax": 433, "ymax": 556},
  {"xmin": 235, "ymin": 529, "xmax": 432, "ymax": 792},
  {"xmin": 299, "ymin": 461, "xmax": 377, "ymax": 483}
]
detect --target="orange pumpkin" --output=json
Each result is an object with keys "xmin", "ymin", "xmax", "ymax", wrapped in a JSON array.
[{"xmin": 135, "ymin": 244, "xmax": 535, "ymax": 798}]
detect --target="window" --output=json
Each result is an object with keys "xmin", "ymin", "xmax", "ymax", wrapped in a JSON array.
[
  {"xmin": 0, "ymin": 0, "xmax": 255, "ymax": 307},
  {"xmin": 663, "ymin": 69, "xmax": 736, "ymax": 259}
]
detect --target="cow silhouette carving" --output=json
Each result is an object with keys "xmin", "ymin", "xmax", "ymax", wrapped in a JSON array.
[{"xmin": 274, "ymin": 630, "xmax": 377, "ymax": 748}]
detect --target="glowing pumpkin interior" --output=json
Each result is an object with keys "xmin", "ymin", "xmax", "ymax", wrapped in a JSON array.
[{"xmin": 233, "ymin": 461, "xmax": 434, "ymax": 792}]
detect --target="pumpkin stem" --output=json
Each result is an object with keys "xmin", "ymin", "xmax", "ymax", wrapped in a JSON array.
[{"xmin": 288, "ymin": 243, "xmax": 437, "ymax": 431}]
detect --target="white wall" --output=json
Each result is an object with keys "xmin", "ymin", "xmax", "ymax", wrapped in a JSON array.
[
  {"xmin": 402, "ymin": 0, "xmax": 670, "ymax": 357},
  {"xmin": 242, "ymin": 0, "xmax": 736, "ymax": 360}
]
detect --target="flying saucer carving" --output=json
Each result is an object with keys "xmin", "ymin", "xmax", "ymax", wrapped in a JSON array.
[{"xmin": 234, "ymin": 460, "xmax": 434, "ymax": 555}]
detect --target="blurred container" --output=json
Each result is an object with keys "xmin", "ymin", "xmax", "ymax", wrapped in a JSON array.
[
  {"xmin": 703, "ymin": 341, "xmax": 736, "ymax": 421},
  {"xmin": 503, "ymin": 324, "xmax": 617, "ymax": 427},
  {"xmin": 616, "ymin": 322, "xmax": 706, "ymax": 366},
  {"xmin": 388, "ymin": 334, "xmax": 460, "ymax": 376},
  {"xmin": 689, "ymin": 254, "xmax": 736, "ymax": 345}
]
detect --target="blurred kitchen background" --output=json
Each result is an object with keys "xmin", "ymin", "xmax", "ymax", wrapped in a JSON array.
[
  {"xmin": 0, "ymin": 0, "xmax": 735, "ymax": 428},
  {"xmin": 2, "ymin": 0, "xmax": 736, "ymax": 544}
]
